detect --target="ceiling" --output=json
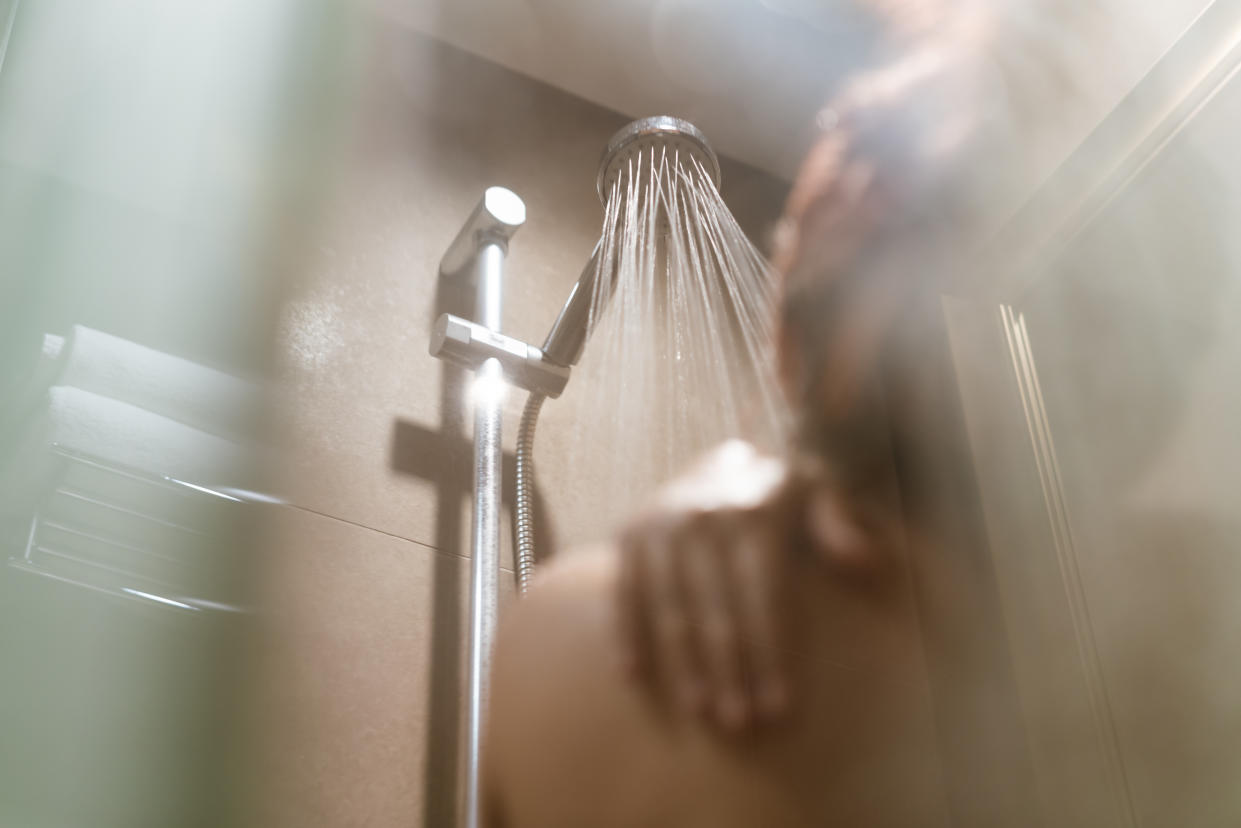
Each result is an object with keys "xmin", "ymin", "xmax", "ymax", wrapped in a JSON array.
[
  {"xmin": 365, "ymin": 0, "xmax": 882, "ymax": 180},
  {"xmin": 366, "ymin": 0, "xmax": 1213, "ymax": 183}
]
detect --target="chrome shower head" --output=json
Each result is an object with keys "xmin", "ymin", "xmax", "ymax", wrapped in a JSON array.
[
  {"xmin": 595, "ymin": 115, "xmax": 721, "ymax": 203},
  {"xmin": 541, "ymin": 116, "xmax": 720, "ymax": 369}
]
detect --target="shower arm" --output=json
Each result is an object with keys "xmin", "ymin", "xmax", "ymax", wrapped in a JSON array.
[
  {"xmin": 432, "ymin": 230, "xmax": 608, "ymax": 388},
  {"xmin": 435, "ymin": 240, "xmax": 605, "ymax": 381},
  {"xmin": 539, "ymin": 241, "xmax": 604, "ymax": 368}
]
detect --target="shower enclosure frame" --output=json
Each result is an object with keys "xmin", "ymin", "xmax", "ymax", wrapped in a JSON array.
[{"xmin": 933, "ymin": 1, "xmax": 1241, "ymax": 824}]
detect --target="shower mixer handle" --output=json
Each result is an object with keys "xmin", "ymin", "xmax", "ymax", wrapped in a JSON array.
[{"xmin": 430, "ymin": 313, "xmax": 570, "ymax": 398}]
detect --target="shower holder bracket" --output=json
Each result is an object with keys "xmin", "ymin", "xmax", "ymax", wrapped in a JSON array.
[{"xmin": 430, "ymin": 313, "xmax": 569, "ymax": 398}]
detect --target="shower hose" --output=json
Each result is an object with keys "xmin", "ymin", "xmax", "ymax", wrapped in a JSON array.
[{"xmin": 513, "ymin": 391, "xmax": 545, "ymax": 596}]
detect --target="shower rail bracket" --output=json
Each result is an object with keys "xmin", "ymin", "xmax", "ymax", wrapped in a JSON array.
[{"xmin": 429, "ymin": 313, "xmax": 569, "ymax": 398}]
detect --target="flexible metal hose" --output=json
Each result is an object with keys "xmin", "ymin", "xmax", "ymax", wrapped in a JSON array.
[{"xmin": 514, "ymin": 392, "xmax": 545, "ymax": 596}]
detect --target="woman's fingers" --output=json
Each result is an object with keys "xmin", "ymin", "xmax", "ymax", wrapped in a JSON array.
[
  {"xmin": 616, "ymin": 527, "xmax": 651, "ymax": 679},
  {"xmin": 682, "ymin": 531, "xmax": 750, "ymax": 730},
  {"xmin": 613, "ymin": 441, "xmax": 894, "ymax": 734},
  {"xmin": 646, "ymin": 533, "xmax": 706, "ymax": 715},
  {"xmin": 613, "ymin": 441, "xmax": 803, "ymax": 729},
  {"xmin": 729, "ymin": 525, "xmax": 790, "ymax": 720}
]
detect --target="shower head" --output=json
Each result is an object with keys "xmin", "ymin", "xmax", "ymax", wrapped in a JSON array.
[
  {"xmin": 596, "ymin": 115, "xmax": 721, "ymax": 203},
  {"xmin": 541, "ymin": 117, "xmax": 720, "ymax": 368}
]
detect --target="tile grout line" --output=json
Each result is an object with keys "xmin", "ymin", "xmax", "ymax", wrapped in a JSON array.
[{"xmin": 277, "ymin": 502, "xmax": 517, "ymax": 573}]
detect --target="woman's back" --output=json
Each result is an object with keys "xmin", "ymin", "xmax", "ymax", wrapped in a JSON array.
[{"xmin": 484, "ymin": 546, "xmax": 948, "ymax": 827}]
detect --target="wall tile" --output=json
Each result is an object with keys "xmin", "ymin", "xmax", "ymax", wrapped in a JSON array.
[{"xmin": 247, "ymin": 504, "xmax": 514, "ymax": 828}]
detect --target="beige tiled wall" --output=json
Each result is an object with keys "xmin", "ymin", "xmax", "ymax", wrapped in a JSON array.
[{"xmin": 251, "ymin": 13, "xmax": 789, "ymax": 828}]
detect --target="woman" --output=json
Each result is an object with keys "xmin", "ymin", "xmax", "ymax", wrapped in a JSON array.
[{"xmin": 484, "ymin": 6, "xmax": 1044, "ymax": 825}]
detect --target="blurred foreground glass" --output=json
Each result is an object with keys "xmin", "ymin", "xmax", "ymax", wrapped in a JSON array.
[
  {"xmin": 943, "ymin": 7, "xmax": 1241, "ymax": 822},
  {"xmin": 0, "ymin": 1, "xmax": 352, "ymax": 824}
]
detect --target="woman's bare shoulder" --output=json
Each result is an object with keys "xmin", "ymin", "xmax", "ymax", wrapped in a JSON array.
[
  {"xmin": 529, "ymin": 545, "xmax": 619, "ymax": 598},
  {"xmin": 499, "ymin": 546, "xmax": 619, "ymax": 651},
  {"xmin": 486, "ymin": 546, "xmax": 649, "ymax": 822},
  {"xmin": 486, "ymin": 544, "xmax": 946, "ymax": 828},
  {"xmin": 494, "ymin": 546, "xmax": 621, "ymax": 676}
]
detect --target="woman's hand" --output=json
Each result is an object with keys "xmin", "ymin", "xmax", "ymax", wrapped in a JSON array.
[{"xmin": 616, "ymin": 440, "xmax": 875, "ymax": 730}]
